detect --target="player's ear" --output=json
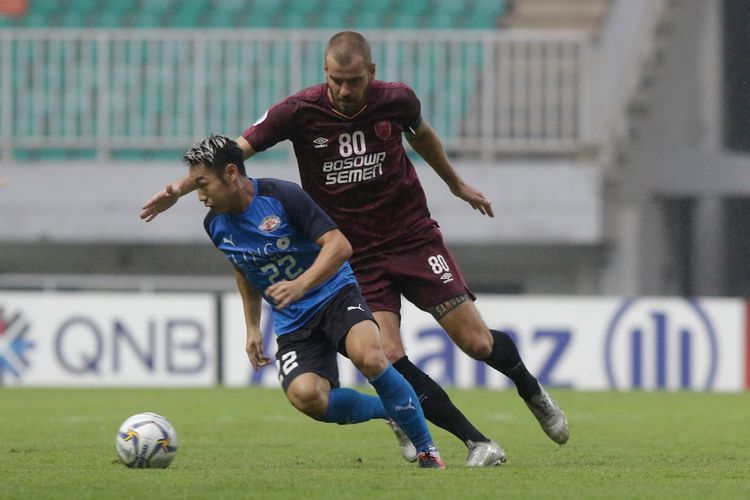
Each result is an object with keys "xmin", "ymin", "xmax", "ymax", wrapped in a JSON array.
[
  {"xmin": 224, "ymin": 163, "xmax": 239, "ymax": 181},
  {"xmin": 369, "ymin": 63, "xmax": 376, "ymax": 79}
]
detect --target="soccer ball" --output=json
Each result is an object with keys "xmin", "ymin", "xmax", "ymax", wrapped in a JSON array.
[{"xmin": 115, "ymin": 412, "xmax": 178, "ymax": 468}]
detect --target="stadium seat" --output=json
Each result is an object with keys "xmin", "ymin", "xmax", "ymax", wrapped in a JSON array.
[
  {"xmin": 398, "ymin": 0, "xmax": 430, "ymax": 16},
  {"xmin": 58, "ymin": 0, "xmax": 99, "ymax": 27},
  {"xmin": 315, "ymin": 0, "xmax": 356, "ymax": 28},
  {"xmin": 275, "ymin": 0, "xmax": 318, "ymax": 28},
  {"xmin": 204, "ymin": 0, "xmax": 248, "ymax": 28},
  {"xmin": 426, "ymin": 0, "xmax": 471, "ymax": 28},
  {"xmin": 167, "ymin": 1, "xmax": 209, "ymax": 27},
  {"xmin": 465, "ymin": 0, "xmax": 505, "ymax": 28},
  {"xmin": 243, "ymin": 0, "xmax": 283, "ymax": 28},
  {"xmin": 350, "ymin": 12, "xmax": 387, "ymax": 30},
  {"xmin": 134, "ymin": 0, "xmax": 174, "ymax": 28},
  {"xmin": 96, "ymin": 2, "xmax": 135, "ymax": 28},
  {"xmin": 388, "ymin": 13, "xmax": 422, "ymax": 29}
]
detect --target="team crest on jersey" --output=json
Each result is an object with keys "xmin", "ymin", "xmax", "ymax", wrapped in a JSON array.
[
  {"xmin": 258, "ymin": 215, "xmax": 281, "ymax": 232},
  {"xmin": 375, "ymin": 121, "xmax": 391, "ymax": 140}
]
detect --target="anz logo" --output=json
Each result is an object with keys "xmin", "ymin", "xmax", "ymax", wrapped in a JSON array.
[{"xmin": 604, "ymin": 299, "xmax": 718, "ymax": 390}]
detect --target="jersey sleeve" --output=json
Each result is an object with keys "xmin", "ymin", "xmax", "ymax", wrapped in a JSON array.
[
  {"xmin": 258, "ymin": 179, "xmax": 338, "ymax": 242},
  {"xmin": 242, "ymin": 98, "xmax": 296, "ymax": 152},
  {"xmin": 398, "ymin": 83, "xmax": 422, "ymax": 134}
]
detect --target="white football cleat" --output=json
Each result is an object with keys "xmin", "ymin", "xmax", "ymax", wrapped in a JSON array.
[
  {"xmin": 525, "ymin": 386, "xmax": 569, "ymax": 444},
  {"xmin": 465, "ymin": 440, "xmax": 506, "ymax": 467},
  {"xmin": 387, "ymin": 419, "xmax": 418, "ymax": 463}
]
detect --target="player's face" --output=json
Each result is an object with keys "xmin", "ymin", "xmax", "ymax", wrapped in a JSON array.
[
  {"xmin": 189, "ymin": 163, "xmax": 237, "ymax": 213},
  {"xmin": 324, "ymin": 54, "xmax": 374, "ymax": 115}
]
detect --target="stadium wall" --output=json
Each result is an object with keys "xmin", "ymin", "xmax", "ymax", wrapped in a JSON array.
[
  {"xmin": 1, "ymin": 291, "xmax": 747, "ymax": 392},
  {"xmin": 0, "ymin": 160, "xmax": 600, "ymax": 245}
]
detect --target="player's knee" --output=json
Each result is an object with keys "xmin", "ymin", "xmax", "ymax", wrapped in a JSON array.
[
  {"xmin": 380, "ymin": 343, "xmax": 406, "ymax": 363},
  {"xmin": 352, "ymin": 348, "xmax": 389, "ymax": 380},
  {"xmin": 286, "ymin": 379, "xmax": 328, "ymax": 418},
  {"xmin": 457, "ymin": 331, "xmax": 493, "ymax": 360}
]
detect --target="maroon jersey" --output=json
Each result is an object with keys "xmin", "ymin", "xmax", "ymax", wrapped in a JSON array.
[{"xmin": 242, "ymin": 80, "xmax": 438, "ymax": 256}]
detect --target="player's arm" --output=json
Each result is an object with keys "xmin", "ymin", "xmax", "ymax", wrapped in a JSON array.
[
  {"xmin": 404, "ymin": 119, "xmax": 494, "ymax": 218},
  {"xmin": 234, "ymin": 266, "xmax": 272, "ymax": 369},
  {"xmin": 139, "ymin": 136, "xmax": 257, "ymax": 221},
  {"xmin": 265, "ymin": 229, "xmax": 352, "ymax": 310}
]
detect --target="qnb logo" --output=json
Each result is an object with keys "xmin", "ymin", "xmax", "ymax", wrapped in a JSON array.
[
  {"xmin": 604, "ymin": 300, "xmax": 718, "ymax": 390},
  {"xmin": 0, "ymin": 308, "xmax": 35, "ymax": 381}
]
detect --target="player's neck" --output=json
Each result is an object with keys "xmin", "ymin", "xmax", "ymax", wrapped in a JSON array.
[
  {"xmin": 229, "ymin": 178, "xmax": 254, "ymax": 214},
  {"xmin": 326, "ymin": 87, "xmax": 368, "ymax": 119}
]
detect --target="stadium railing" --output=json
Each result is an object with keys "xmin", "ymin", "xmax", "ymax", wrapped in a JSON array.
[{"xmin": 0, "ymin": 29, "xmax": 590, "ymax": 161}]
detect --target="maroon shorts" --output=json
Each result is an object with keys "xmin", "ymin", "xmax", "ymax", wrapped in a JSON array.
[{"xmin": 350, "ymin": 227, "xmax": 475, "ymax": 314}]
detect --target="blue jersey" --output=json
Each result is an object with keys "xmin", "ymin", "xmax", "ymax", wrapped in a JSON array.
[{"xmin": 204, "ymin": 178, "xmax": 358, "ymax": 336}]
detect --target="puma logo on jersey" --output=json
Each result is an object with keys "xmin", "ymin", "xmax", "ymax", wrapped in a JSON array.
[
  {"xmin": 222, "ymin": 235, "xmax": 235, "ymax": 247},
  {"xmin": 347, "ymin": 304, "xmax": 364, "ymax": 312}
]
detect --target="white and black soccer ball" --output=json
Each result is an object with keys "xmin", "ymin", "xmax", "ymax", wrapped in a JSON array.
[{"xmin": 115, "ymin": 412, "xmax": 178, "ymax": 468}]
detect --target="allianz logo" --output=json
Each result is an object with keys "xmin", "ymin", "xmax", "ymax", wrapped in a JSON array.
[{"xmin": 604, "ymin": 299, "xmax": 718, "ymax": 390}]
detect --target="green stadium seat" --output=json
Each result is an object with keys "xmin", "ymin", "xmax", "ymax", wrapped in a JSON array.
[
  {"xmin": 466, "ymin": 0, "xmax": 505, "ymax": 28},
  {"xmin": 350, "ymin": 12, "xmax": 387, "ymax": 30},
  {"xmin": 359, "ymin": 0, "xmax": 392, "ymax": 15},
  {"xmin": 243, "ymin": 0, "xmax": 283, "ymax": 27},
  {"xmin": 389, "ymin": 13, "xmax": 422, "ymax": 29},
  {"xmin": 314, "ymin": 0, "xmax": 357, "ymax": 28},
  {"xmin": 167, "ymin": 1, "xmax": 209, "ymax": 27},
  {"xmin": 398, "ymin": 0, "xmax": 429, "ymax": 15},
  {"xmin": 134, "ymin": 0, "xmax": 173, "ymax": 28},
  {"xmin": 276, "ymin": 0, "xmax": 318, "ymax": 28},
  {"xmin": 96, "ymin": 2, "xmax": 135, "ymax": 28},
  {"xmin": 205, "ymin": 0, "xmax": 248, "ymax": 28}
]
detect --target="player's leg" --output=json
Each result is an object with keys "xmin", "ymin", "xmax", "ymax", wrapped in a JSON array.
[
  {"xmin": 354, "ymin": 251, "xmax": 503, "ymax": 465},
  {"xmin": 376, "ymin": 310, "xmax": 505, "ymax": 466},
  {"xmin": 353, "ymin": 253, "xmax": 496, "ymax": 448},
  {"xmin": 375, "ymin": 310, "xmax": 497, "ymax": 447},
  {"xmin": 398, "ymin": 229, "xmax": 568, "ymax": 446},
  {"xmin": 435, "ymin": 300, "xmax": 569, "ymax": 444},
  {"xmin": 344, "ymin": 318, "xmax": 443, "ymax": 468},
  {"xmin": 276, "ymin": 329, "xmax": 387, "ymax": 425}
]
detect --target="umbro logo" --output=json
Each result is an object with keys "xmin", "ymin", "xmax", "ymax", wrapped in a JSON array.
[
  {"xmin": 222, "ymin": 235, "xmax": 235, "ymax": 247},
  {"xmin": 347, "ymin": 304, "xmax": 364, "ymax": 312},
  {"xmin": 313, "ymin": 137, "xmax": 328, "ymax": 149},
  {"xmin": 440, "ymin": 273, "xmax": 454, "ymax": 284}
]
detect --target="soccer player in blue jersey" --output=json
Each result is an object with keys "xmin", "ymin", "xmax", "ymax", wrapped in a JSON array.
[
  {"xmin": 143, "ymin": 31, "xmax": 568, "ymax": 466},
  {"xmin": 184, "ymin": 134, "xmax": 444, "ymax": 468}
]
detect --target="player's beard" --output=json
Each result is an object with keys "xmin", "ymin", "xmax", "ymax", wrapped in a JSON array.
[{"xmin": 334, "ymin": 95, "xmax": 361, "ymax": 115}]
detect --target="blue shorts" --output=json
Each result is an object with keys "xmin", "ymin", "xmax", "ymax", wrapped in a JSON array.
[{"xmin": 274, "ymin": 285, "xmax": 375, "ymax": 391}]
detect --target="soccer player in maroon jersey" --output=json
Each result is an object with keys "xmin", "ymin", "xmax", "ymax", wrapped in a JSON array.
[{"xmin": 141, "ymin": 31, "xmax": 568, "ymax": 466}]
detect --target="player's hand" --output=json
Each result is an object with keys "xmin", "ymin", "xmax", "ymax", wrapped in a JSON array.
[
  {"xmin": 140, "ymin": 184, "xmax": 181, "ymax": 222},
  {"xmin": 246, "ymin": 331, "xmax": 272, "ymax": 369},
  {"xmin": 265, "ymin": 280, "xmax": 306, "ymax": 310},
  {"xmin": 451, "ymin": 181, "xmax": 494, "ymax": 218}
]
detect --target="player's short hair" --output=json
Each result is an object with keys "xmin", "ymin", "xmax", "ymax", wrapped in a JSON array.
[
  {"xmin": 183, "ymin": 134, "xmax": 246, "ymax": 176},
  {"xmin": 325, "ymin": 31, "xmax": 372, "ymax": 66}
]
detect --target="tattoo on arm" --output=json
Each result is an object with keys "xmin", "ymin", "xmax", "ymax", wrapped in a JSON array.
[{"xmin": 428, "ymin": 293, "xmax": 470, "ymax": 320}]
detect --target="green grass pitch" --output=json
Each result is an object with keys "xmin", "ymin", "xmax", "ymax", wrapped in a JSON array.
[{"xmin": 2, "ymin": 388, "xmax": 748, "ymax": 499}]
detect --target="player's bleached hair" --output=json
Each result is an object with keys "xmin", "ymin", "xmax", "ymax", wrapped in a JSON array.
[
  {"xmin": 325, "ymin": 31, "xmax": 372, "ymax": 66},
  {"xmin": 183, "ymin": 134, "xmax": 246, "ymax": 176}
]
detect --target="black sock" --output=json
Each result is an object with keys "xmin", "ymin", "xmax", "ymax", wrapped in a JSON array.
[
  {"xmin": 484, "ymin": 330, "xmax": 541, "ymax": 401},
  {"xmin": 392, "ymin": 356, "xmax": 488, "ymax": 446}
]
